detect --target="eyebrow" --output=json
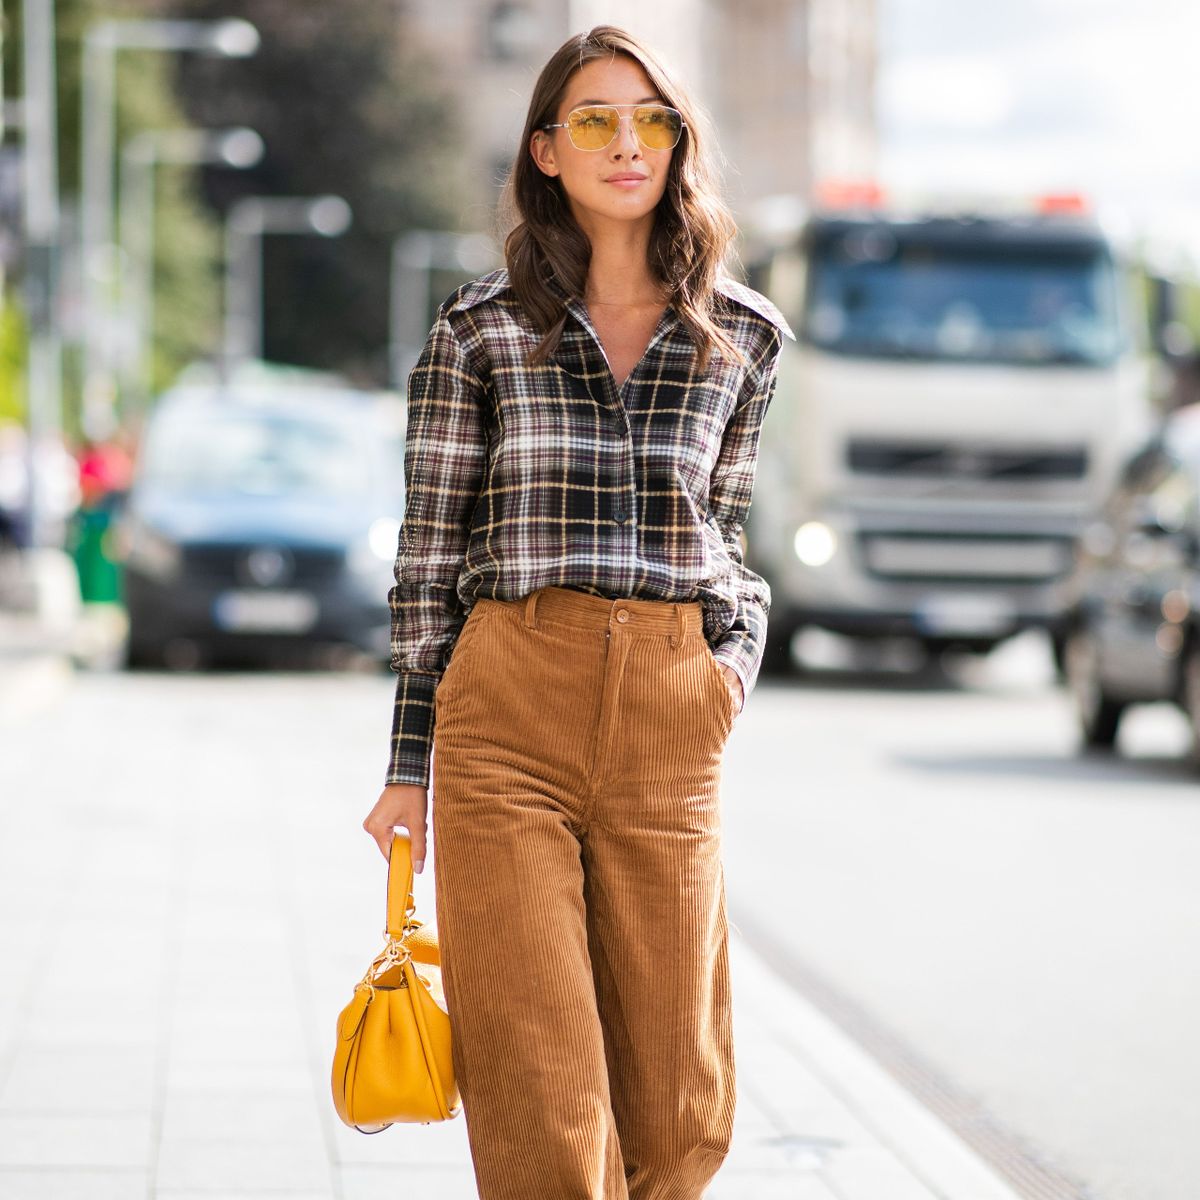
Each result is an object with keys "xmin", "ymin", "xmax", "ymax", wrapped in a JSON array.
[{"xmin": 571, "ymin": 95, "xmax": 663, "ymax": 106}]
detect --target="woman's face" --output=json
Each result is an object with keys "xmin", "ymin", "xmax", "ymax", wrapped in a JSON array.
[{"xmin": 530, "ymin": 55, "xmax": 674, "ymax": 233}]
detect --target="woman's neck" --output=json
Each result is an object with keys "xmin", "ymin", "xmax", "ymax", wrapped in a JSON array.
[{"xmin": 577, "ymin": 213, "xmax": 665, "ymax": 308}]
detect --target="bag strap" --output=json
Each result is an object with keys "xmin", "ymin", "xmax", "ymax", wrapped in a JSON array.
[{"xmin": 386, "ymin": 831, "xmax": 417, "ymax": 938}]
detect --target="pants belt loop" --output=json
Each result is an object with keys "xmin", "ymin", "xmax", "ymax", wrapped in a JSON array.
[
  {"xmin": 524, "ymin": 589, "xmax": 540, "ymax": 629},
  {"xmin": 671, "ymin": 602, "xmax": 685, "ymax": 649}
]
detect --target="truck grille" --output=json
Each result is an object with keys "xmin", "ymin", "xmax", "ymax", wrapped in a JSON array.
[
  {"xmin": 847, "ymin": 439, "xmax": 1088, "ymax": 481},
  {"xmin": 859, "ymin": 532, "xmax": 1075, "ymax": 583}
]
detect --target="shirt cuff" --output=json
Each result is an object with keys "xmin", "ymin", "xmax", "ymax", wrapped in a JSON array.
[
  {"xmin": 384, "ymin": 670, "xmax": 439, "ymax": 788},
  {"xmin": 710, "ymin": 634, "xmax": 758, "ymax": 712}
]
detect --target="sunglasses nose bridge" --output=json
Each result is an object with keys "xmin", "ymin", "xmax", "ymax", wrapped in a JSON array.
[{"xmin": 608, "ymin": 112, "xmax": 642, "ymax": 153}]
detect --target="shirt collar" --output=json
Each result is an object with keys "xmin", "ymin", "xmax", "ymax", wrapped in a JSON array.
[
  {"xmin": 449, "ymin": 266, "xmax": 795, "ymax": 342},
  {"xmin": 714, "ymin": 275, "xmax": 796, "ymax": 340}
]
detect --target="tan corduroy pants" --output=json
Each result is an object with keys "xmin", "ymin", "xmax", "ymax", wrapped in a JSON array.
[{"xmin": 430, "ymin": 584, "xmax": 738, "ymax": 1200}]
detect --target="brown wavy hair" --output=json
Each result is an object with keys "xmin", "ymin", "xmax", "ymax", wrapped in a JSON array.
[{"xmin": 499, "ymin": 26, "xmax": 747, "ymax": 374}]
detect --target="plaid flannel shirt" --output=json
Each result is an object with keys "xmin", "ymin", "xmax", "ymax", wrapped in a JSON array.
[{"xmin": 386, "ymin": 266, "xmax": 795, "ymax": 787}]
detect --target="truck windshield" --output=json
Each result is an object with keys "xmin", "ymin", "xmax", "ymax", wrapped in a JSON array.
[{"xmin": 804, "ymin": 231, "xmax": 1123, "ymax": 366}]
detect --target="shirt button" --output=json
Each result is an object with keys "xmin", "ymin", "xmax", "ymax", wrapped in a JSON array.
[
  {"xmin": 613, "ymin": 509, "xmax": 627, "ymax": 524},
  {"xmin": 615, "ymin": 610, "xmax": 630, "ymax": 623}
]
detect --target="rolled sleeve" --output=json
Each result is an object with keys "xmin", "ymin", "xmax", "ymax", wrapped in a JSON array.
[
  {"xmin": 706, "ymin": 331, "xmax": 783, "ymax": 707},
  {"xmin": 386, "ymin": 308, "xmax": 487, "ymax": 787}
]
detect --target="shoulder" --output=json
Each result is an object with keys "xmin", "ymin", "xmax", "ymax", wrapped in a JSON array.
[
  {"xmin": 427, "ymin": 268, "xmax": 519, "ymax": 377},
  {"xmin": 712, "ymin": 274, "xmax": 796, "ymax": 343},
  {"xmin": 443, "ymin": 267, "xmax": 516, "ymax": 315}
]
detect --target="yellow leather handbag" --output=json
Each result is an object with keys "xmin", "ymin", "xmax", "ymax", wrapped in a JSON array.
[{"xmin": 331, "ymin": 831, "xmax": 461, "ymax": 1131}]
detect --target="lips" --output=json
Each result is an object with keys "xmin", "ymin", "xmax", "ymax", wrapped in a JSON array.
[{"xmin": 606, "ymin": 174, "xmax": 648, "ymax": 183}]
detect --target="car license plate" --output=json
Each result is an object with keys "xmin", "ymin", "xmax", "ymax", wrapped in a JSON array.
[
  {"xmin": 213, "ymin": 589, "xmax": 319, "ymax": 633},
  {"xmin": 914, "ymin": 593, "xmax": 1015, "ymax": 635}
]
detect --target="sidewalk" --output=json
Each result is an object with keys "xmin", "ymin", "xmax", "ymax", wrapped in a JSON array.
[
  {"xmin": 0, "ymin": 858, "xmax": 1029, "ymax": 1196},
  {"xmin": 0, "ymin": 540, "xmax": 128, "ymax": 721},
  {"xmin": 0, "ymin": 602, "xmax": 128, "ymax": 724},
  {"xmin": 0, "ymin": 659, "xmax": 1034, "ymax": 1200},
  {"xmin": 0, "ymin": 580, "xmax": 76, "ymax": 726}
]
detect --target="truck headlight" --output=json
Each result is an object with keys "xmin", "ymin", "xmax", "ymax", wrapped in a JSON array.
[{"xmin": 794, "ymin": 521, "xmax": 837, "ymax": 567}]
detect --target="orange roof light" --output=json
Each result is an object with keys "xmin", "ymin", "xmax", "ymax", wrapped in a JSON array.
[
  {"xmin": 815, "ymin": 178, "xmax": 887, "ymax": 211},
  {"xmin": 1035, "ymin": 191, "xmax": 1090, "ymax": 215}
]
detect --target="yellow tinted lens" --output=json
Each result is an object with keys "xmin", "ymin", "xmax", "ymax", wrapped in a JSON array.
[
  {"xmin": 568, "ymin": 107, "xmax": 620, "ymax": 149},
  {"xmin": 634, "ymin": 106, "xmax": 682, "ymax": 149}
]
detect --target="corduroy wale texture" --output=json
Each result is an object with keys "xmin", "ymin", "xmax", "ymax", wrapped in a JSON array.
[
  {"xmin": 431, "ymin": 585, "xmax": 739, "ymax": 1200},
  {"xmin": 386, "ymin": 267, "xmax": 795, "ymax": 788}
]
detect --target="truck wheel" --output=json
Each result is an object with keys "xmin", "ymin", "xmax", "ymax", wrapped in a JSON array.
[
  {"xmin": 1064, "ymin": 627, "xmax": 1125, "ymax": 748},
  {"xmin": 920, "ymin": 636, "xmax": 1000, "ymax": 658},
  {"xmin": 1049, "ymin": 630, "xmax": 1069, "ymax": 681},
  {"xmin": 759, "ymin": 624, "xmax": 797, "ymax": 676}
]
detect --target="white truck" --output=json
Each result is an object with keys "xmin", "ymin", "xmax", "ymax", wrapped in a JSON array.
[{"xmin": 744, "ymin": 193, "xmax": 1162, "ymax": 675}]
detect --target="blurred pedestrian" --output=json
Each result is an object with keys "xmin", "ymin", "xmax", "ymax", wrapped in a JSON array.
[
  {"xmin": 361, "ymin": 24, "xmax": 793, "ymax": 1200},
  {"xmin": 76, "ymin": 430, "xmax": 134, "ymax": 507}
]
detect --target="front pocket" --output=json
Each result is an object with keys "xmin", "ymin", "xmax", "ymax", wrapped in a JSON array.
[
  {"xmin": 699, "ymin": 642, "xmax": 737, "ymax": 736},
  {"xmin": 434, "ymin": 606, "xmax": 489, "ymax": 705}
]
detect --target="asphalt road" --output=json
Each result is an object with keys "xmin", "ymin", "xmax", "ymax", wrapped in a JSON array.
[
  {"xmin": 723, "ymin": 631, "xmax": 1200, "ymax": 1200},
  {"xmin": 3, "ymin": 628, "xmax": 1196, "ymax": 1200}
]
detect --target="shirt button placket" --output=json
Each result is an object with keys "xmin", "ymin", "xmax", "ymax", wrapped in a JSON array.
[{"xmin": 611, "ymin": 406, "xmax": 636, "ymax": 590}]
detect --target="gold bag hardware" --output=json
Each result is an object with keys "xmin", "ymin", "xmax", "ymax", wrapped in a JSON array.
[{"xmin": 331, "ymin": 831, "xmax": 461, "ymax": 1130}]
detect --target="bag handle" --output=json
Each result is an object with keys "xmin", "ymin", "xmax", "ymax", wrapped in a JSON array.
[{"xmin": 386, "ymin": 831, "xmax": 418, "ymax": 938}]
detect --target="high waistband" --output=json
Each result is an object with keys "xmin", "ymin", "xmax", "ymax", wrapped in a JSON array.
[{"xmin": 478, "ymin": 585, "xmax": 706, "ymax": 637}]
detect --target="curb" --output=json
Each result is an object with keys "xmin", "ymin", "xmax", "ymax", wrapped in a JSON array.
[
  {"xmin": 726, "ymin": 930, "xmax": 1030, "ymax": 1199},
  {"xmin": 726, "ymin": 925, "xmax": 1096, "ymax": 1200}
]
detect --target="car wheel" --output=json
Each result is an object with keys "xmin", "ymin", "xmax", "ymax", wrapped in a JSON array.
[
  {"xmin": 161, "ymin": 637, "xmax": 207, "ymax": 671},
  {"xmin": 124, "ymin": 634, "xmax": 165, "ymax": 670},
  {"xmin": 1064, "ymin": 625, "xmax": 1126, "ymax": 749}
]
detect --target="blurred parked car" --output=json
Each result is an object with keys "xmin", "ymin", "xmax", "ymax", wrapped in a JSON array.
[
  {"xmin": 1063, "ymin": 402, "xmax": 1200, "ymax": 763},
  {"xmin": 112, "ymin": 379, "xmax": 405, "ymax": 669}
]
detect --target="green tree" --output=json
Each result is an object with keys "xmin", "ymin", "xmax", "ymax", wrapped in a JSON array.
[
  {"xmin": 3, "ymin": 0, "xmax": 221, "ymax": 437},
  {"xmin": 0, "ymin": 286, "xmax": 27, "ymax": 424}
]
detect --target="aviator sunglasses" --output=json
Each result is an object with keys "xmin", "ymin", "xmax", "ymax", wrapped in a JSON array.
[{"xmin": 539, "ymin": 103, "xmax": 687, "ymax": 152}]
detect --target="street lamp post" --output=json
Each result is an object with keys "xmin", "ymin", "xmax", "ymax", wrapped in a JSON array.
[
  {"xmin": 222, "ymin": 195, "xmax": 352, "ymax": 375},
  {"xmin": 20, "ymin": 0, "xmax": 62, "ymax": 552},
  {"xmin": 117, "ymin": 127, "xmax": 263, "ymax": 418},
  {"xmin": 79, "ymin": 16, "xmax": 259, "ymax": 440},
  {"xmin": 389, "ymin": 231, "xmax": 499, "ymax": 387}
]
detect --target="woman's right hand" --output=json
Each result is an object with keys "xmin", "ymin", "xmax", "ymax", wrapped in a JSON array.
[{"xmin": 363, "ymin": 783, "xmax": 429, "ymax": 870}]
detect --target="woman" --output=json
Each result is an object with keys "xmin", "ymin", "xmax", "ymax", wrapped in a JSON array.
[{"xmin": 362, "ymin": 25, "xmax": 794, "ymax": 1200}]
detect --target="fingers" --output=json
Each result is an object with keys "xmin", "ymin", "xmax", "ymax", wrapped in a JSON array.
[
  {"xmin": 378, "ymin": 821, "xmax": 425, "ymax": 871},
  {"xmin": 720, "ymin": 665, "xmax": 744, "ymax": 712},
  {"xmin": 363, "ymin": 786, "xmax": 429, "ymax": 870}
]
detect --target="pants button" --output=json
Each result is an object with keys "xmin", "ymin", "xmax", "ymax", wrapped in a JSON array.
[{"xmin": 615, "ymin": 609, "xmax": 629, "ymax": 623}]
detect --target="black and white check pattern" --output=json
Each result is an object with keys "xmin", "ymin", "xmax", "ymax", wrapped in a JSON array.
[{"xmin": 387, "ymin": 266, "xmax": 795, "ymax": 787}]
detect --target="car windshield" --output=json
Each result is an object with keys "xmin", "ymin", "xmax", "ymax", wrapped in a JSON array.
[
  {"xmin": 803, "ymin": 230, "xmax": 1124, "ymax": 366},
  {"xmin": 138, "ymin": 408, "xmax": 370, "ymax": 497}
]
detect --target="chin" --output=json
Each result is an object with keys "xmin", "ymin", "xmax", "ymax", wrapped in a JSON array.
[{"xmin": 576, "ymin": 188, "xmax": 665, "ymax": 224}]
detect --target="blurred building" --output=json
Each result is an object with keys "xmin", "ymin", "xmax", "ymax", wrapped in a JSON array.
[{"xmin": 397, "ymin": 0, "xmax": 877, "ymax": 230}]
